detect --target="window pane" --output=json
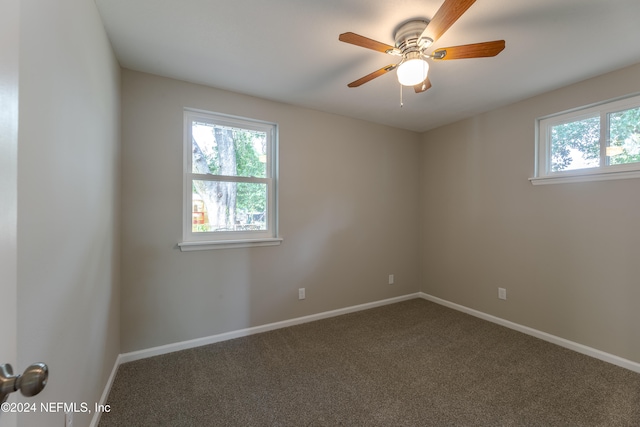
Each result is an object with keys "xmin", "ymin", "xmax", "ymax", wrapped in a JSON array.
[
  {"xmin": 192, "ymin": 180, "xmax": 267, "ymax": 232},
  {"xmin": 550, "ymin": 116, "xmax": 600, "ymax": 172},
  {"xmin": 191, "ymin": 122, "xmax": 267, "ymax": 178},
  {"xmin": 608, "ymin": 107, "xmax": 640, "ymax": 166}
]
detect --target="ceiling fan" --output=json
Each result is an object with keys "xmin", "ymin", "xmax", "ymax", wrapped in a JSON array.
[{"xmin": 339, "ymin": 0, "xmax": 505, "ymax": 93}]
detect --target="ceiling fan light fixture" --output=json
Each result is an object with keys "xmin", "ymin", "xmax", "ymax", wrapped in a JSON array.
[
  {"xmin": 339, "ymin": 1, "xmax": 506, "ymax": 92},
  {"xmin": 397, "ymin": 53, "xmax": 429, "ymax": 86}
]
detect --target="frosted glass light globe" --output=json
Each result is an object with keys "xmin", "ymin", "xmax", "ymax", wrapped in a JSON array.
[{"xmin": 397, "ymin": 57, "xmax": 429, "ymax": 86}]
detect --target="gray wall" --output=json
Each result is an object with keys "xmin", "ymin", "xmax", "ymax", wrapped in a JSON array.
[
  {"xmin": 420, "ymin": 63, "xmax": 640, "ymax": 364},
  {"xmin": 17, "ymin": 0, "xmax": 121, "ymax": 425},
  {"xmin": 120, "ymin": 70, "xmax": 421, "ymax": 352}
]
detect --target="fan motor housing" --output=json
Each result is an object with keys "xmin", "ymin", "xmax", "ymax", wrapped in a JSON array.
[{"xmin": 393, "ymin": 19, "xmax": 430, "ymax": 54}]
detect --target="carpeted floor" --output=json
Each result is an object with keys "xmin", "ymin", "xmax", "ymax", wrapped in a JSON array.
[{"xmin": 99, "ymin": 299, "xmax": 640, "ymax": 426}]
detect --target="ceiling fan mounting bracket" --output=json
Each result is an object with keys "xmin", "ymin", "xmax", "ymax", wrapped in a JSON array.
[
  {"xmin": 432, "ymin": 50, "xmax": 446, "ymax": 59},
  {"xmin": 418, "ymin": 36, "xmax": 434, "ymax": 49},
  {"xmin": 385, "ymin": 48, "xmax": 403, "ymax": 56}
]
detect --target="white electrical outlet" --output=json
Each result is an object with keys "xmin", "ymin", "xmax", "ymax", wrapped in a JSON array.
[
  {"xmin": 388, "ymin": 274, "xmax": 394, "ymax": 285},
  {"xmin": 298, "ymin": 288, "xmax": 305, "ymax": 300},
  {"xmin": 65, "ymin": 411, "xmax": 73, "ymax": 427},
  {"xmin": 498, "ymin": 287, "xmax": 507, "ymax": 300}
]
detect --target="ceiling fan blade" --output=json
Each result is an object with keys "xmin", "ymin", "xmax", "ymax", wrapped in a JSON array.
[
  {"xmin": 432, "ymin": 40, "xmax": 505, "ymax": 60},
  {"xmin": 420, "ymin": 0, "xmax": 476, "ymax": 45},
  {"xmin": 347, "ymin": 64, "xmax": 397, "ymax": 87},
  {"xmin": 339, "ymin": 32, "xmax": 396, "ymax": 54},
  {"xmin": 414, "ymin": 77, "xmax": 432, "ymax": 93}
]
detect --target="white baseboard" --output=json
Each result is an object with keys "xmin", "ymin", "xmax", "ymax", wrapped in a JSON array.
[
  {"xmin": 119, "ymin": 293, "xmax": 419, "ymax": 364},
  {"xmin": 90, "ymin": 353, "xmax": 124, "ymax": 427},
  {"xmin": 419, "ymin": 292, "xmax": 640, "ymax": 374},
  {"xmin": 92, "ymin": 292, "xmax": 420, "ymax": 422},
  {"xmin": 93, "ymin": 290, "xmax": 640, "ymax": 425}
]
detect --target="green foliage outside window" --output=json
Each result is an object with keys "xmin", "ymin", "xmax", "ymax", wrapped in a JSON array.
[
  {"xmin": 551, "ymin": 116, "xmax": 600, "ymax": 172},
  {"xmin": 550, "ymin": 106, "xmax": 640, "ymax": 172},
  {"xmin": 609, "ymin": 107, "xmax": 640, "ymax": 165},
  {"xmin": 192, "ymin": 124, "xmax": 267, "ymax": 230}
]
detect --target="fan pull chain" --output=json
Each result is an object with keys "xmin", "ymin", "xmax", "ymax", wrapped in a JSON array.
[{"xmin": 400, "ymin": 84, "xmax": 403, "ymax": 108}]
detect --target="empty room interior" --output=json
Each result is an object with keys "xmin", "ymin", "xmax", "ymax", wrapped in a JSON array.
[{"xmin": 3, "ymin": 0, "xmax": 640, "ymax": 426}]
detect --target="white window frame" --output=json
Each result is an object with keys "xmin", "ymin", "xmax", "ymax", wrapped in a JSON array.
[
  {"xmin": 531, "ymin": 92, "xmax": 640, "ymax": 185},
  {"xmin": 179, "ymin": 108, "xmax": 281, "ymax": 251}
]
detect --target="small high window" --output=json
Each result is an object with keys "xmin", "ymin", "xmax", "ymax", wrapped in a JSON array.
[
  {"xmin": 179, "ymin": 109, "xmax": 281, "ymax": 250},
  {"xmin": 532, "ymin": 93, "xmax": 640, "ymax": 184}
]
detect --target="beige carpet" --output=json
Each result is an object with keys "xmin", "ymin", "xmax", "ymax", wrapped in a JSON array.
[{"xmin": 99, "ymin": 299, "xmax": 640, "ymax": 426}]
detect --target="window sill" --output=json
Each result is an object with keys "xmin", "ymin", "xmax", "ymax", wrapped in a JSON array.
[
  {"xmin": 530, "ymin": 169, "xmax": 640, "ymax": 185},
  {"xmin": 178, "ymin": 237, "xmax": 283, "ymax": 251}
]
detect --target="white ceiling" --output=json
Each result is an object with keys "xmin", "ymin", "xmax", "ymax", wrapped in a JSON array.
[{"xmin": 96, "ymin": 0, "xmax": 640, "ymax": 132}]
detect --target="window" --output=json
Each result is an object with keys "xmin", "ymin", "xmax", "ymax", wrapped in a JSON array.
[
  {"xmin": 532, "ymin": 93, "xmax": 640, "ymax": 184},
  {"xmin": 179, "ymin": 109, "xmax": 281, "ymax": 251}
]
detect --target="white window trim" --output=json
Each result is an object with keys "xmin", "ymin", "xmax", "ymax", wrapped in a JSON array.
[
  {"xmin": 178, "ymin": 237, "xmax": 283, "ymax": 251},
  {"xmin": 179, "ymin": 108, "xmax": 281, "ymax": 251},
  {"xmin": 531, "ymin": 92, "xmax": 640, "ymax": 185}
]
